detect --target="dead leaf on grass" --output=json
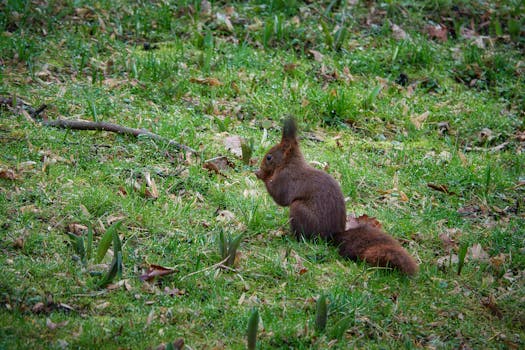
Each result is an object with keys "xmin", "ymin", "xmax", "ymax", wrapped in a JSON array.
[
  {"xmin": 427, "ymin": 183, "xmax": 456, "ymax": 195},
  {"xmin": 203, "ymin": 156, "xmax": 235, "ymax": 175},
  {"xmin": 437, "ymin": 254, "xmax": 459, "ymax": 268},
  {"xmin": 189, "ymin": 77, "xmax": 223, "ymax": 86},
  {"xmin": 437, "ymin": 122, "xmax": 452, "ymax": 136},
  {"xmin": 426, "ymin": 24, "xmax": 448, "ymax": 42},
  {"xmin": 216, "ymin": 210, "xmax": 235, "ymax": 223},
  {"xmin": 156, "ymin": 338, "xmax": 185, "ymax": 350},
  {"xmin": 411, "ymin": 111, "xmax": 429, "ymax": 130},
  {"xmin": 468, "ymin": 243, "xmax": 490, "ymax": 261},
  {"xmin": 20, "ymin": 204, "xmax": 40, "ymax": 215},
  {"xmin": 478, "ymin": 128, "xmax": 494, "ymax": 142},
  {"xmin": 144, "ymin": 172, "xmax": 158, "ymax": 199},
  {"xmin": 140, "ymin": 264, "xmax": 176, "ymax": 282},
  {"xmin": 0, "ymin": 168, "xmax": 19, "ymax": 180},
  {"xmin": 216, "ymin": 12, "xmax": 233, "ymax": 32},
  {"xmin": 67, "ymin": 223, "xmax": 88, "ymax": 235},
  {"xmin": 481, "ymin": 295, "xmax": 503, "ymax": 318},
  {"xmin": 290, "ymin": 250, "xmax": 308, "ymax": 275},
  {"xmin": 391, "ymin": 24, "xmax": 408, "ymax": 40},
  {"xmin": 490, "ymin": 253, "xmax": 506, "ymax": 269},
  {"xmin": 46, "ymin": 318, "xmax": 69, "ymax": 330},
  {"xmin": 284, "ymin": 63, "xmax": 298, "ymax": 72},
  {"xmin": 309, "ymin": 49, "xmax": 323, "ymax": 62},
  {"xmin": 200, "ymin": 0, "xmax": 211, "ymax": 16},
  {"xmin": 163, "ymin": 286, "xmax": 185, "ymax": 297},
  {"xmin": 457, "ymin": 205, "xmax": 486, "ymax": 218},
  {"xmin": 345, "ymin": 214, "xmax": 383, "ymax": 230},
  {"xmin": 439, "ymin": 232, "xmax": 457, "ymax": 251},
  {"xmin": 224, "ymin": 135, "xmax": 243, "ymax": 157}
]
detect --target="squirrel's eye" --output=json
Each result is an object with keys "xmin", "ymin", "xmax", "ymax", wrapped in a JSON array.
[{"xmin": 266, "ymin": 154, "xmax": 272, "ymax": 161}]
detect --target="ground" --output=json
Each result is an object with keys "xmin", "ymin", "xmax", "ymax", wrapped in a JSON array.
[{"xmin": 0, "ymin": 1, "xmax": 524, "ymax": 349}]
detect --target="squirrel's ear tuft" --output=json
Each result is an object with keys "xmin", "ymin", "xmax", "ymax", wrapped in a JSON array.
[{"xmin": 282, "ymin": 118, "xmax": 297, "ymax": 141}]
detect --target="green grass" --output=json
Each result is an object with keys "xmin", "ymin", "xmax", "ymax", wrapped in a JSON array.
[{"xmin": 1, "ymin": 0, "xmax": 524, "ymax": 348}]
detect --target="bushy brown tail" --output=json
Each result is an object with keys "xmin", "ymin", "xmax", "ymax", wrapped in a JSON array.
[{"xmin": 333, "ymin": 224, "xmax": 418, "ymax": 276}]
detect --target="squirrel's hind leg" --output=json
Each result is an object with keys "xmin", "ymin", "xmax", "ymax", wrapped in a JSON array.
[{"xmin": 289, "ymin": 201, "xmax": 319, "ymax": 239}]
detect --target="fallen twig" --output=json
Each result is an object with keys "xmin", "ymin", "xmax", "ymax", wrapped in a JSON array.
[
  {"xmin": 42, "ymin": 118, "xmax": 196, "ymax": 153},
  {"xmin": 1, "ymin": 95, "xmax": 196, "ymax": 153}
]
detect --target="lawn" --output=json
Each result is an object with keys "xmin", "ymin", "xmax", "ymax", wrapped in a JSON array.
[{"xmin": 0, "ymin": 1, "xmax": 524, "ymax": 349}]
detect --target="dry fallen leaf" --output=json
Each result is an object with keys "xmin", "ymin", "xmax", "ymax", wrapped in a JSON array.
[
  {"xmin": 140, "ymin": 264, "xmax": 176, "ymax": 282},
  {"xmin": 468, "ymin": 243, "xmax": 490, "ymax": 261},
  {"xmin": 200, "ymin": 0, "xmax": 211, "ymax": 16},
  {"xmin": 437, "ymin": 121, "xmax": 452, "ymax": 136},
  {"xmin": 164, "ymin": 286, "xmax": 185, "ymax": 297},
  {"xmin": 224, "ymin": 135, "xmax": 243, "ymax": 157},
  {"xmin": 346, "ymin": 214, "xmax": 383, "ymax": 230},
  {"xmin": 216, "ymin": 12, "xmax": 233, "ymax": 32},
  {"xmin": 216, "ymin": 210, "xmax": 235, "ymax": 222},
  {"xmin": 437, "ymin": 254, "xmax": 459, "ymax": 268},
  {"xmin": 411, "ymin": 111, "xmax": 430, "ymax": 130},
  {"xmin": 481, "ymin": 295, "xmax": 503, "ymax": 318},
  {"xmin": 427, "ymin": 183, "xmax": 456, "ymax": 195},
  {"xmin": 426, "ymin": 24, "xmax": 448, "ymax": 42},
  {"xmin": 144, "ymin": 172, "xmax": 159, "ymax": 199},
  {"xmin": 46, "ymin": 318, "xmax": 69, "ymax": 330},
  {"xmin": 438, "ymin": 232, "xmax": 457, "ymax": 251},
  {"xmin": 290, "ymin": 250, "xmax": 308, "ymax": 275},
  {"xmin": 203, "ymin": 156, "xmax": 235, "ymax": 175},
  {"xmin": 309, "ymin": 49, "xmax": 323, "ymax": 62},
  {"xmin": 478, "ymin": 128, "xmax": 493, "ymax": 142},
  {"xmin": 391, "ymin": 24, "xmax": 408, "ymax": 40},
  {"xmin": 67, "ymin": 223, "xmax": 88, "ymax": 235},
  {"xmin": 0, "ymin": 168, "xmax": 18, "ymax": 180},
  {"xmin": 189, "ymin": 77, "xmax": 223, "ymax": 86}
]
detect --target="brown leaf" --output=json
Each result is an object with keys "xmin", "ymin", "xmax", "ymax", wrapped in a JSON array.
[
  {"xmin": 203, "ymin": 156, "xmax": 235, "ymax": 175},
  {"xmin": 426, "ymin": 24, "xmax": 448, "ymax": 42},
  {"xmin": 481, "ymin": 295, "xmax": 503, "ymax": 318},
  {"xmin": 0, "ymin": 168, "xmax": 18, "ymax": 180},
  {"xmin": 490, "ymin": 253, "xmax": 506, "ymax": 269},
  {"xmin": 427, "ymin": 183, "xmax": 456, "ymax": 195},
  {"xmin": 13, "ymin": 236, "xmax": 25, "ymax": 249},
  {"xmin": 189, "ymin": 77, "xmax": 223, "ymax": 86},
  {"xmin": 411, "ymin": 111, "xmax": 429, "ymax": 130},
  {"xmin": 224, "ymin": 135, "xmax": 243, "ymax": 157},
  {"xmin": 309, "ymin": 49, "xmax": 323, "ymax": 62},
  {"xmin": 140, "ymin": 264, "xmax": 175, "ymax": 282},
  {"xmin": 457, "ymin": 205, "xmax": 485, "ymax": 218},
  {"xmin": 391, "ymin": 24, "xmax": 408, "ymax": 40},
  {"xmin": 163, "ymin": 286, "xmax": 185, "ymax": 297},
  {"xmin": 216, "ymin": 210, "xmax": 235, "ymax": 222},
  {"xmin": 46, "ymin": 318, "xmax": 68, "ymax": 330},
  {"xmin": 437, "ymin": 121, "xmax": 451, "ymax": 135},
  {"xmin": 200, "ymin": 0, "xmax": 211, "ymax": 16},
  {"xmin": 20, "ymin": 204, "xmax": 40, "ymax": 215},
  {"xmin": 346, "ymin": 214, "xmax": 382, "ymax": 230},
  {"xmin": 290, "ymin": 250, "xmax": 308, "ymax": 275},
  {"xmin": 67, "ymin": 223, "xmax": 88, "ymax": 235},
  {"xmin": 437, "ymin": 254, "xmax": 459, "ymax": 268},
  {"xmin": 284, "ymin": 63, "xmax": 298, "ymax": 72},
  {"xmin": 216, "ymin": 13, "xmax": 233, "ymax": 32},
  {"xmin": 478, "ymin": 128, "xmax": 493, "ymax": 142},
  {"xmin": 144, "ymin": 172, "xmax": 158, "ymax": 199},
  {"xmin": 438, "ymin": 232, "xmax": 457, "ymax": 251},
  {"xmin": 468, "ymin": 243, "xmax": 489, "ymax": 261}
]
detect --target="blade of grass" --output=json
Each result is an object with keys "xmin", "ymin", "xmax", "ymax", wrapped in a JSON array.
[{"xmin": 95, "ymin": 221, "xmax": 122, "ymax": 263}]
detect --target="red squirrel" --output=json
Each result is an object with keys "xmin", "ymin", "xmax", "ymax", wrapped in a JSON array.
[{"xmin": 255, "ymin": 119, "xmax": 418, "ymax": 276}]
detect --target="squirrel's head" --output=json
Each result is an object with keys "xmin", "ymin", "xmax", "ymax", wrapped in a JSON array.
[{"xmin": 255, "ymin": 118, "xmax": 299, "ymax": 181}]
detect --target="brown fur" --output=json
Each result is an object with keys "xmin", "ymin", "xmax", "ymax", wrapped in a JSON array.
[{"xmin": 255, "ymin": 119, "xmax": 418, "ymax": 276}]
